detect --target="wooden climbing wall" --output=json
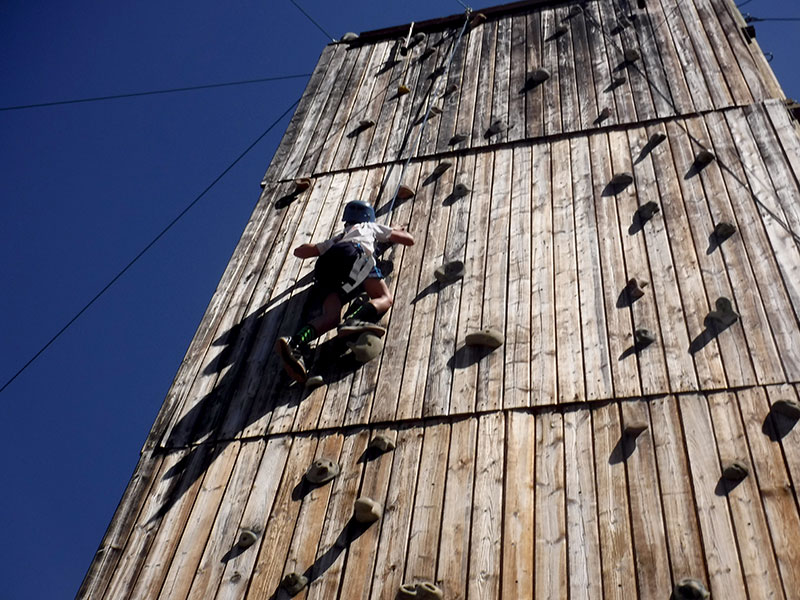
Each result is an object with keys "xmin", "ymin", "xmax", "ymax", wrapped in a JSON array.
[{"xmin": 80, "ymin": 1, "xmax": 800, "ymax": 599}]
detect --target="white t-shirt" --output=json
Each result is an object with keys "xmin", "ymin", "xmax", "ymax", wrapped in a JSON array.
[{"xmin": 316, "ymin": 222, "xmax": 394, "ymax": 256}]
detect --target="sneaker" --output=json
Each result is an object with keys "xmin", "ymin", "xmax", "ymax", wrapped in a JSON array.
[
  {"xmin": 275, "ymin": 336, "xmax": 308, "ymax": 383},
  {"xmin": 337, "ymin": 319, "xmax": 387, "ymax": 338}
]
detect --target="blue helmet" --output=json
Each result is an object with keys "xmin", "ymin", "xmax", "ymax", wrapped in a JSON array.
[{"xmin": 342, "ymin": 200, "xmax": 375, "ymax": 224}]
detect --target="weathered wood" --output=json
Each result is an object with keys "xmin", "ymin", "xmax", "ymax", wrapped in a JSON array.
[
  {"xmin": 524, "ymin": 10, "xmax": 545, "ymax": 139},
  {"xmin": 540, "ymin": 8, "xmax": 563, "ymax": 136},
  {"xmin": 470, "ymin": 19, "xmax": 498, "ymax": 148}
]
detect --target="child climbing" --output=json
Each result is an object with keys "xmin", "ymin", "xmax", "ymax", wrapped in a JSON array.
[{"xmin": 276, "ymin": 200, "xmax": 415, "ymax": 383}]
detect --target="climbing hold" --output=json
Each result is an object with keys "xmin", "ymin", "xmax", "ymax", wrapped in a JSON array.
[
  {"xmin": 638, "ymin": 0, "xmax": 647, "ymax": 8},
  {"xmin": 526, "ymin": 68, "xmax": 551, "ymax": 86},
  {"xmin": 672, "ymin": 578, "xmax": 710, "ymax": 600},
  {"xmin": 706, "ymin": 297, "xmax": 739, "ymax": 329},
  {"xmin": 553, "ymin": 24, "xmax": 568, "ymax": 36},
  {"xmin": 340, "ymin": 32, "xmax": 359, "ymax": 43},
  {"xmin": 612, "ymin": 74, "xmax": 627, "ymax": 85},
  {"xmin": 443, "ymin": 83, "xmax": 459, "ymax": 96},
  {"xmin": 772, "ymin": 399, "xmax": 800, "ymax": 419},
  {"xmin": 305, "ymin": 458, "xmax": 340, "ymax": 484},
  {"xmin": 347, "ymin": 332, "xmax": 384, "ymax": 363},
  {"xmin": 416, "ymin": 582, "xmax": 444, "ymax": 600},
  {"xmin": 695, "ymin": 149, "xmax": 716, "ymax": 166},
  {"xmin": 635, "ymin": 201, "xmax": 660, "ymax": 222},
  {"xmin": 294, "ymin": 178, "xmax": 311, "ymax": 193},
  {"xmin": 597, "ymin": 107, "xmax": 611, "ymax": 121},
  {"xmin": 452, "ymin": 183, "xmax": 470, "ymax": 198},
  {"xmin": 712, "ymin": 221, "xmax": 736, "ymax": 242},
  {"xmin": 465, "ymin": 328, "xmax": 504, "ymax": 349},
  {"xmin": 281, "ymin": 572, "xmax": 308, "ymax": 596},
  {"xmin": 449, "ymin": 133, "xmax": 467, "ymax": 146},
  {"xmin": 236, "ymin": 529, "xmax": 258, "ymax": 549},
  {"xmin": 354, "ymin": 497, "xmax": 382, "ymax": 523},
  {"xmin": 486, "ymin": 119, "xmax": 505, "ymax": 137},
  {"xmin": 432, "ymin": 161, "xmax": 452, "ymax": 177},
  {"xmin": 368, "ymin": 433, "xmax": 396, "ymax": 453},
  {"xmin": 623, "ymin": 48, "xmax": 640, "ymax": 62},
  {"xmin": 305, "ymin": 375, "xmax": 324, "ymax": 389},
  {"xmin": 411, "ymin": 32, "xmax": 427, "ymax": 45},
  {"xmin": 358, "ymin": 119, "xmax": 375, "ymax": 129},
  {"xmin": 434, "ymin": 260, "xmax": 465, "ymax": 284},
  {"xmin": 721, "ymin": 460, "xmax": 749, "ymax": 481},
  {"xmin": 260, "ymin": 180, "xmax": 267, "ymax": 189},
  {"xmin": 610, "ymin": 172, "xmax": 634, "ymax": 189},
  {"xmin": 623, "ymin": 420, "xmax": 648, "ymax": 439},
  {"xmin": 567, "ymin": 5, "xmax": 583, "ymax": 18},
  {"xmin": 397, "ymin": 184, "xmax": 415, "ymax": 200},
  {"xmin": 397, "ymin": 584, "xmax": 418, "ymax": 599},
  {"xmin": 634, "ymin": 328, "xmax": 655, "ymax": 349},
  {"xmin": 429, "ymin": 104, "xmax": 443, "ymax": 116},
  {"xmin": 469, "ymin": 12, "xmax": 487, "ymax": 27},
  {"xmin": 648, "ymin": 131, "xmax": 667, "ymax": 146},
  {"xmin": 625, "ymin": 278, "xmax": 647, "ymax": 302},
  {"xmin": 398, "ymin": 84, "xmax": 411, "ymax": 96}
]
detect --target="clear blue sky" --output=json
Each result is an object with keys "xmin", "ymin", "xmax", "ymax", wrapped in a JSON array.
[{"xmin": 0, "ymin": 1, "xmax": 796, "ymax": 598}]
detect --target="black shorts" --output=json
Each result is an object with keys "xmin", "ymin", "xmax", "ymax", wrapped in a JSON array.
[{"xmin": 313, "ymin": 242, "xmax": 382, "ymax": 296}]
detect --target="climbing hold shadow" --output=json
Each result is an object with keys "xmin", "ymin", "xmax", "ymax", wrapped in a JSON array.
[
  {"xmin": 620, "ymin": 328, "xmax": 656, "ymax": 360},
  {"xmin": 546, "ymin": 25, "xmax": 568, "ymax": 41},
  {"xmin": 685, "ymin": 149, "xmax": 716, "ymax": 179},
  {"xmin": 594, "ymin": 107, "xmax": 611, "ymax": 125},
  {"xmin": 449, "ymin": 133, "xmax": 467, "ymax": 146},
  {"xmin": 423, "ymin": 161, "xmax": 452, "ymax": 185},
  {"xmin": 484, "ymin": 119, "xmax": 506, "ymax": 139},
  {"xmin": 443, "ymin": 183, "xmax": 470, "ymax": 206},
  {"xmin": 275, "ymin": 178, "xmax": 312, "ymax": 209},
  {"xmin": 448, "ymin": 344, "xmax": 494, "ymax": 369},
  {"xmin": 628, "ymin": 201, "xmax": 660, "ymax": 235},
  {"xmin": 358, "ymin": 434, "xmax": 396, "ymax": 463},
  {"xmin": 346, "ymin": 120, "xmax": 375, "ymax": 138},
  {"xmin": 634, "ymin": 132, "xmax": 667, "ymax": 164},
  {"xmin": 762, "ymin": 400, "xmax": 800, "ymax": 441},
  {"xmin": 617, "ymin": 277, "xmax": 647, "ymax": 307},
  {"xmin": 689, "ymin": 298, "xmax": 739, "ymax": 353},
  {"xmin": 520, "ymin": 68, "xmax": 551, "ymax": 93},
  {"xmin": 604, "ymin": 75, "xmax": 627, "ymax": 92},
  {"xmin": 671, "ymin": 578, "xmax": 710, "ymax": 600},
  {"xmin": 602, "ymin": 172, "xmax": 634, "ymax": 196},
  {"xmin": 291, "ymin": 474, "xmax": 328, "ymax": 501},
  {"xmin": 609, "ymin": 433, "xmax": 637, "ymax": 464},
  {"xmin": 706, "ymin": 221, "xmax": 737, "ymax": 254}
]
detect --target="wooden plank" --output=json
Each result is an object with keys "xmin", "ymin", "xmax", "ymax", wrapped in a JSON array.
[
  {"xmin": 370, "ymin": 425, "xmax": 425, "ymax": 598},
  {"xmin": 490, "ymin": 15, "xmax": 512, "ymax": 143},
  {"xmin": 502, "ymin": 411, "xmax": 535, "ymax": 598},
  {"xmin": 567, "ymin": 2, "xmax": 600, "ymax": 130},
  {"xmin": 595, "ymin": 0, "xmax": 636, "ymax": 124},
  {"xmin": 613, "ymin": 0, "xmax": 657, "ymax": 122},
  {"xmin": 534, "ymin": 409, "xmax": 567, "ymax": 599},
  {"xmin": 504, "ymin": 146, "xmax": 532, "ymax": 409},
  {"xmin": 183, "ymin": 440, "xmax": 266, "ymax": 600},
  {"xmin": 305, "ymin": 429, "xmax": 371, "ymax": 600},
  {"xmin": 582, "ymin": 0, "xmax": 619, "ymax": 128},
  {"xmin": 588, "ymin": 132, "xmax": 642, "ymax": 398},
  {"xmin": 609, "ymin": 128, "xmax": 672, "ymax": 395},
  {"xmin": 701, "ymin": 111, "xmax": 785, "ymax": 386},
  {"xmin": 244, "ymin": 433, "xmax": 319, "ymax": 599},
  {"xmin": 470, "ymin": 19, "xmax": 498, "ymax": 148},
  {"xmin": 540, "ymin": 8, "xmax": 563, "ymax": 136},
  {"xmin": 618, "ymin": 399, "xmax": 671, "ymax": 598},
  {"xmin": 403, "ymin": 422, "xmax": 451, "ymax": 585},
  {"xmin": 530, "ymin": 141, "xmax": 557, "ymax": 405},
  {"xmin": 555, "ymin": 4, "xmax": 580, "ymax": 132},
  {"xmin": 552, "ymin": 138, "xmax": 584, "ymax": 403},
  {"xmin": 100, "ymin": 449, "xmax": 189, "ymax": 600},
  {"xmin": 625, "ymin": 125, "xmax": 697, "ymax": 394},
  {"xmin": 524, "ymin": 9, "xmax": 544, "ymax": 139},
  {"xmin": 477, "ymin": 147, "xmax": 511, "ymax": 413},
  {"xmin": 437, "ymin": 418, "xmax": 477, "ymax": 600},
  {"xmin": 468, "ymin": 412, "xmax": 504, "ymax": 600},
  {"xmin": 563, "ymin": 407, "xmax": 603, "ymax": 600},
  {"xmin": 506, "ymin": 13, "xmax": 527, "ymax": 143},
  {"xmin": 572, "ymin": 135, "xmax": 613, "ymax": 401},
  {"xmin": 679, "ymin": 393, "xmax": 746, "ymax": 597},
  {"xmin": 417, "ymin": 29, "xmax": 459, "ymax": 157},
  {"xmin": 769, "ymin": 384, "xmax": 800, "ymax": 510},
  {"xmin": 633, "ymin": 0, "xmax": 679, "ymax": 119},
  {"xmin": 156, "ymin": 442, "xmax": 241, "ymax": 600},
  {"xmin": 433, "ymin": 22, "xmax": 471, "ymax": 155},
  {"xmin": 427, "ymin": 153, "xmax": 476, "ymax": 417},
  {"xmin": 738, "ymin": 387, "xmax": 800, "ymax": 597},
  {"xmin": 648, "ymin": 395, "xmax": 708, "ymax": 585},
  {"xmin": 707, "ymin": 392, "xmax": 786, "ymax": 600},
  {"xmin": 451, "ymin": 23, "xmax": 483, "ymax": 151}
]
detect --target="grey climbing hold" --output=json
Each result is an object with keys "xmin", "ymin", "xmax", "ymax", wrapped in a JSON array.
[
  {"xmin": 696, "ymin": 149, "xmax": 716, "ymax": 165},
  {"xmin": 398, "ymin": 84, "xmax": 411, "ymax": 96},
  {"xmin": 354, "ymin": 497, "xmax": 382, "ymax": 523},
  {"xmin": 636, "ymin": 201, "xmax": 660, "ymax": 222},
  {"xmin": 526, "ymin": 68, "xmax": 551, "ymax": 85},
  {"xmin": 672, "ymin": 578, "xmax": 710, "ymax": 600},
  {"xmin": 397, "ymin": 184, "xmax": 416, "ymax": 200},
  {"xmin": 443, "ymin": 83, "xmax": 459, "ymax": 96},
  {"xmin": 722, "ymin": 460, "xmax": 749, "ymax": 481},
  {"xmin": 282, "ymin": 572, "xmax": 308, "ymax": 596},
  {"xmin": 453, "ymin": 183, "xmax": 470, "ymax": 198},
  {"xmin": 486, "ymin": 119, "xmax": 505, "ymax": 137},
  {"xmin": 347, "ymin": 332, "xmax": 384, "ymax": 363},
  {"xmin": 469, "ymin": 12, "xmax": 487, "ymax": 27},
  {"xmin": 411, "ymin": 32, "xmax": 427, "ymax": 45},
  {"xmin": 611, "ymin": 172, "xmax": 634, "ymax": 187},
  {"xmin": 649, "ymin": 132, "xmax": 667, "ymax": 146},
  {"xmin": 294, "ymin": 178, "xmax": 311, "ymax": 193},
  {"xmin": 358, "ymin": 119, "xmax": 375, "ymax": 129},
  {"xmin": 623, "ymin": 48, "xmax": 640, "ymax": 62},
  {"xmin": 305, "ymin": 458, "xmax": 340, "ymax": 484},
  {"xmin": 706, "ymin": 297, "xmax": 739, "ymax": 328},
  {"xmin": 713, "ymin": 221, "xmax": 736, "ymax": 241},
  {"xmin": 368, "ymin": 434, "xmax": 396, "ymax": 453},
  {"xmin": 416, "ymin": 582, "xmax": 444, "ymax": 600},
  {"xmin": 236, "ymin": 529, "xmax": 258, "ymax": 549},
  {"xmin": 397, "ymin": 583, "xmax": 418, "ymax": 599},
  {"xmin": 597, "ymin": 107, "xmax": 611, "ymax": 121},
  {"xmin": 567, "ymin": 5, "xmax": 583, "ymax": 17},
  {"xmin": 773, "ymin": 399, "xmax": 800, "ymax": 419},
  {"xmin": 465, "ymin": 328, "xmax": 504, "ymax": 349},
  {"xmin": 305, "ymin": 375, "xmax": 324, "ymax": 389},
  {"xmin": 634, "ymin": 328, "xmax": 655, "ymax": 349},
  {"xmin": 340, "ymin": 32, "xmax": 359, "ymax": 42},
  {"xmin": 434, "ymin": 260, "xmax": 465, "ymax": 284},
  {"xmin": 432, "ymin": 162, "xmax": 452, "ymax": 177},
  {"xmin": 429, "ymin": 104, "xmax": 443, "ymax": 116},
  {"xmin": 625, "ymin": 278, "xmax": 647, "ymax": 301},
  {"xmin": 449, "ymin": 133, "xmax": 467, "ymax": 146},
  {"xmin": 623, "ymin": 420, "xmax": 648, "ymax": 439}
]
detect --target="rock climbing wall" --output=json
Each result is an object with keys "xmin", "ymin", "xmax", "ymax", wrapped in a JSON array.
[{"xmin": 80, "ymin": 1, "xmax": 800, "ymax": 599}]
